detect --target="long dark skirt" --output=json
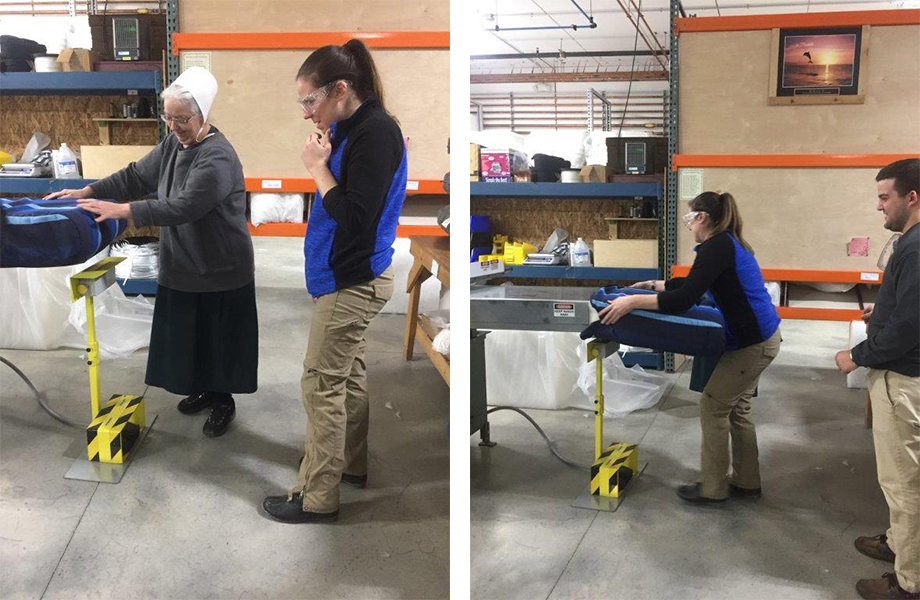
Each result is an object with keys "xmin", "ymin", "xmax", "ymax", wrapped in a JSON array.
[{"xmin": 145, "ymin": 281, "xmax": 258, "ymax": 396}]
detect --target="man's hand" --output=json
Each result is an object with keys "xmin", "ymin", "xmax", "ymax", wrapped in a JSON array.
[
  {"xmin": 76, "ymin": 199, "xmax": 131, "ymax": 223},
  {"xmin": 44, "ymin": 186, "xmax": 94, "ymax": 201},
  {"xmin": 835, "ymin": 350, "xmax": 859, "ymax": 374},
  {"xmin": 301, "ymin": 131, "xmax": 332, "ymax": 175},
  {"xmin": 861, "ymin": 305, "xmax": 874, "ymax": 324},
  {"xmin": 598, "ymin": 295, "xmax": 636, "ymax": 325}
]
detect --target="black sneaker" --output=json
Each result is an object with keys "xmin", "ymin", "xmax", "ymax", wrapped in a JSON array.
[
  {"xmin": 677, "ymin": 483, "xmax": 728, "ymax": 504},
  {"xmin": 203, "ymin": 398, "xmax": 235, "ymax": 437},
  {"xmin": 262, "ymin": 492, "xmax": 338, "ymax": 524},
  {"xmin": 341, "ymin": 473, "xmax": 367, "ymax": 488},
  {"xmin": 177, "ymin": 393, "xmax": 212, "ymax": 415},
  {"xmin": 729, "ymin": 483, "xmax": 762, "ymax": 498}
]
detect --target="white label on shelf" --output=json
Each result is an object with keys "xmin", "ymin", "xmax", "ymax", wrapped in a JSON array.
[
  {"xmin": 127, "ymin": 89, "xmax": 138, "ymax": 96},
  {"xmin": 406, "ymin": 180, "xmax": 419, "ymax": 191},
  {"xmin": 181, "ymin": 52, "xmax": 212, "ymax": 73},
  {"xmin": 679, "ymin": 168, "xmax": 704, "ymax": 201},
  {"xmin": 261, "ymin": 180, "xmax": 282, "ymax": 189},
  {"xmin": 431, "ymin": 260, "xmax": 439, "ymax": 278},
  {"xmin": 860, "ymin": 272, "xmax": 880, "ymax": 282},
  {"xmin": 553, "ymin": 303, "xmax": 576, "ymax": 318}
]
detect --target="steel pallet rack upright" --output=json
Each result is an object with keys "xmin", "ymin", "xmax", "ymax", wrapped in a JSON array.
[{"xmin": 663, "ymin": 0, "xmax": 680, "ymax": 373}]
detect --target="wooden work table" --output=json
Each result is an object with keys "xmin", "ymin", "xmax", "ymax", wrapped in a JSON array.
[{"xmin": 404, "ymin": 235, "xmax": 450, "ymax": 386}]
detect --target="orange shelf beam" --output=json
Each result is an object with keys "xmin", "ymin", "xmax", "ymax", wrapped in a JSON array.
[
  {"xmin": 675, "ymin": 9, "xmax": 920, "ymax": 34},
  {"xmin": 670, "ymin": 265, "xmax": 883, "ymax": 284},
  {"xmin": 672, "ymin": 154, "xmax": 919, "ymax": 171},
  {"xmin": 244, "ymin": 178, "xmax": 446, "ymax": 195},
  {"xmin": 172, "ymin": 31, "xmax": 450, "ymax": 54},
  {"xmin": 247, "ymin": 222, "xmax": 446, "ymax": 238},
  {"xmin": 776, "ymin": 307, "xmax": 865, "ymax": 322}
]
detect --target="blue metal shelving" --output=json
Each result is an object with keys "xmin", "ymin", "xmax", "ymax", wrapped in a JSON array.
[
  {"xmin": 117, "ymin": 278, "xmax": 158, "ymax": 296},
  {"xmin": 503, "ymin": 265, "xmax": 659, "ymax": 281},
  {"xmin": 0, "ymin": 71, "xmax": 161, "ymax": 96},
  {"xmin": 470, "ymin": 182, "xmax": 661, "ymax": 198},
  {"xmin": 0, "ymin": 178, "xmax": 96, "ymax": 195}
]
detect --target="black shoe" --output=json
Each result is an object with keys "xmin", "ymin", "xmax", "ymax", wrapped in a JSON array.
[
  {"xmin": 262, "ymin": 494, "xmax": 291, "ymax": 511},
  {"xmin": 203, "ymin": 399, "xmax": 235, "ymax": 437},
  {"xmin": 262, "ymin": 492, "xmax": 338, "ymax": 524},
  {"xmin": 729, "ymin": 483, "xmax": 762, "ymax": 498},
  {"xmin": 677, "ymin": 483, "xmax": 728, "ymax": 504},
  {"xmin": 177, "ymin": 393, "xmax": 212, "ymax": 415},
  {"xmin": 341, "ymin": 473, "xmax": 367, "ymax": 488}
]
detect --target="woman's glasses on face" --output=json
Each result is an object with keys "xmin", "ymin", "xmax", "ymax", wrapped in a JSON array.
[{"xmin": 160, "ymin": 114, "xmax": 194, "ymax": 125}]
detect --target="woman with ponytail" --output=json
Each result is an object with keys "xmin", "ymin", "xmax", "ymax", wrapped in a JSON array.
[
  {"xmin": 262, "ymin": 39, "xmax": 406, "ymax": 523},
  {"xmin": 598, "ymin": 191, "xmax": 781, "ymax": 505}
]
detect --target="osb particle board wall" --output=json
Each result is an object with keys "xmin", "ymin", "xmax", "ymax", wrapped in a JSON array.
[
  {"xmin": 677, "ymin": 23, "xmax": 919, "ymax": 270},
  {"xmin": 679, "ymin": 25, "xmax": 920, "ymax": 153},
  {"xmin": 200, "ymin": 49, "xmax": 448, "ymax": 180},
  {"xmin": 0, "ymin": 96, "xmax": 158, "ymax": 157},
  {"xmin": 176, "ymin": 0, "xmax": 449, "ymax": 181},
  {"xmin": 675, "ymin": 168, "xmax": 895, "ymax": 270}
]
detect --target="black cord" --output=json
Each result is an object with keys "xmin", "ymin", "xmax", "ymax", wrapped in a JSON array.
[
  {"xmin": 0, "ymin": 356, "xmax": 80, "ymax": 428},
  {"xmin": 617, "ymin": 0, "xmax": 643, "ymax": 138},
  {"xmin": 486, "ymin": 406, "xmax": 591, "ymax": 471}
]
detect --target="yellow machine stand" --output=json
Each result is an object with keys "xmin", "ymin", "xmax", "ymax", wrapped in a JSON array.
[
  {"xmin": 572, "ymin": 339, "xmax": 647, "ymax": 513},
  {"xmin": 63, "ymin": 257, "xmax": 157, "ymax": 484}
]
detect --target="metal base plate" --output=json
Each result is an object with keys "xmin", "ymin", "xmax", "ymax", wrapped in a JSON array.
[
  {"xmin": 572, "ymin": 462, "xmax": 648, "ymax": 513},
  {"xmin": 64, "ymin": 413, "xmax": 157, "ymax": 484}
]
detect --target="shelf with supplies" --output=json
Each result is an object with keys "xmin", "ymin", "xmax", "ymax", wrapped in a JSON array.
[
  {"xmin": 501, "ymin": 265, "xmax": 660, "ymax": 281},
  {"xmin": 0, "ymin": 178, "xmax": 96, "ymax": 195},
  {"xmin": 0, "ymin": 71, "xmax": 162, "ymax": 96},
  {"xmin": 470, "ymin": 182, "xmax": 662, "ymax": 199}
]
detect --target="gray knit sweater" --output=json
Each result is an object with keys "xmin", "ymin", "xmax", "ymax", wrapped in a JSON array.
[{"xmin": 90, "ymin": 128, "xmax": 254, "ymax": 293}]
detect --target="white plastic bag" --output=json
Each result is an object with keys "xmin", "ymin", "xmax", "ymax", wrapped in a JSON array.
[
  {"xmin": 250, "ymin": 193, "xmax": 304, "ymax": 226},
  {"xmin": 574, "ymin": 344, "xmax": 670, "ymax": 418},
  {"xmin": 848, "ymin": 320, "xmax": 868, "ymax": 390},
  {"xmin": 432, "ymin": 327, "xmax": 450, "ymax": 358}
]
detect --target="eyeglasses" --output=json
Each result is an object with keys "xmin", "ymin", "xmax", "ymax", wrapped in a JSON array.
[
  {"xmin": 297, "ymin": 82, "xmax": 335, "ymax": 114},
  {"xmin": 160, "ymin": 114, "xmax": 195, "ymax": 125},
  {"xmin": 682, "ymin": 211, "xmax": 704, "ymax": 228}
]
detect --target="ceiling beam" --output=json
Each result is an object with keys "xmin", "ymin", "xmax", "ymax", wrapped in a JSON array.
[
  {"xmin": 471, "ymin": 50, "xmax": 668, "ymax": 60},
  {"xmin": 471, "ymin": 71, "xmax": 668, "ymax": 84}
]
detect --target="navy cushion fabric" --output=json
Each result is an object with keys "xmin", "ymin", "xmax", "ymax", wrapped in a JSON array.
[
  {"xmin": 581, "ymin": 286, "xmax": 727, "ymax": 357},
  {"xmin": 0, "ymin": 198, "xmax": 126, "ymax": 268}
]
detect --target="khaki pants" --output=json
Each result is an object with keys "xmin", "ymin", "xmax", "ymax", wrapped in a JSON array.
[
  {"xmin": 294, "ymin": 268, "xmax": 394, "ymax": 513},
  {"xmin": 699, "ymin": 330, "xmax": 781, "ymax": 498},
  {"xmin": 868, "ymin": 368, "xmax": 920, "ymax": 593}
]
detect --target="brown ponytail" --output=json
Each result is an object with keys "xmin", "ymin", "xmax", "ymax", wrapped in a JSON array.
[
  {"xmin": 295, "ymin": 38, "xmax": 397, "ymax": 123},
  {"xmin": 689, "ymin": 191, "xmax": 754, "ymax": 253}
]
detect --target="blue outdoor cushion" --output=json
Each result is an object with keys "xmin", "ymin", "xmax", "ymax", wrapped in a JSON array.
[
  {"xmin": 581, "ymin": 285, "xmax": 727, "ymax": 356},
  {"xmin": 0, "ymin": 197, "xmax": 126, "ymax": 268}
]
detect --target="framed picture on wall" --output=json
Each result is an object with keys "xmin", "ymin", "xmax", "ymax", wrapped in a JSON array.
[{"xmin": 769, "ymin": 26, "xmax": 869, "ymax": 105}]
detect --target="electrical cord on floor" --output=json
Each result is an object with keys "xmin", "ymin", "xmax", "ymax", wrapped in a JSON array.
[
  {"xmin": 486, "ymin": 406, "xmax": 591, "ymax": 472},
  {"xmin": 1, "ymin": 355, "xmax": 81, "ymax": 428}
]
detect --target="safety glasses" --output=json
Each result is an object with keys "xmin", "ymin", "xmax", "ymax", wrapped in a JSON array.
[{"xmin": 682, "ymin": 211, "xmax": 704, "ymax": 228}]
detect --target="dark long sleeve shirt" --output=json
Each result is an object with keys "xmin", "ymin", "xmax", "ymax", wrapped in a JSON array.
[
  {"xmin": 304, "ymin": 99, "xmax": 407, "ymax": 297},
  {"xmin": 658, "ymin": 231, "xmax": 780, "ymax": 350},
  {"xmin": 851, "ymin": 223, "xmax": 920, "ymax": 377},
  {"xmin": 89, "ymin": 128, "xmax": 254, "ymax": 293}
]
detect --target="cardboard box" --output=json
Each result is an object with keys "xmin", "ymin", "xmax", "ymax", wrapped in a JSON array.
[
  {"xmin": 81, "ymin": 145, "xmax": 156, "ymax": 179},
  {"xmin": 57, "ymin": 48, "xmax": 92, "ymax": 72},
  {"xmin": 580, "ymin": 165, "xmax": 607, "ymax": 183},
  {"xmin": 470, "ymin": 143, "xmax": 481, "ymax": 181},
  {"xmin": 480, "ymin": 148, "xmax": 528, "ymax": 183},
  {"xmin": 594, "ymin": 239, "xmax": 658, "ymax": 269}
]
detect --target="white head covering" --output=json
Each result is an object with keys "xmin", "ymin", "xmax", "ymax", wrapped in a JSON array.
[{"xmin": 172, "ymin": 67, "xmax": 218, "ymax": 121}]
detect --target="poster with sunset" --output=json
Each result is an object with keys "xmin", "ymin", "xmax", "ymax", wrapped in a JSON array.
[{"xmin": 773, "ymin": 26, "xmax": 864, "ymax": 100}]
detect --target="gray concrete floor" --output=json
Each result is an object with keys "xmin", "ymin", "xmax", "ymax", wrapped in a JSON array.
[
  {"xmin": 0, "ymin": 237, "xmax": 449, "ymax": 600},
  {"xmin": 472, "ymin": 320, "xmax": 888, "ymax": 600}
]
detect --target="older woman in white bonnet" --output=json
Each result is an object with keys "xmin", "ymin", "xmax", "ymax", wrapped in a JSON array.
[{"xmin": 46, "ymin": 67, "xmax": 258, "ymax": 438}]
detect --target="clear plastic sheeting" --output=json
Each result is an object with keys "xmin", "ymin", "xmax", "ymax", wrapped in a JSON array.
[
  {"xmin": 110, "ymin": 237, "xmax": 159, "ymax": 280},
  {"xmin": 484, "ymin": 330, "xmax": 669, "ymax": 416},
  {"xmin": 575, "ymin": 345, "xmax": 670, "ymax": 418},
  {"xmin": 0, "ymin": 252, "xmax": 154, "ymax": 358}
]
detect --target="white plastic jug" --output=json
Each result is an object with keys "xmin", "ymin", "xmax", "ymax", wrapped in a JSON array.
[
  {"xmin": 54, "ymin": 143, "xmax": 80, "ymax": 179},
  {"xmin": 570, "ymin": 237, "xmax": 591, "ymax": 266}
]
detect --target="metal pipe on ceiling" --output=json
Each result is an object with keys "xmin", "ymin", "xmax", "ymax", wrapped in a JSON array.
[
  {"xmin": 493, "ymin": 0, "xmax": 897, "ymax": 16},
  {"xmin": 491, "ymin": 0, "xmax": 597, "ymax": 32},
  {"xmin": 611, "ymin": 0, "xmax": 669, "ymax": 71},
  {"xmin": 471, "ymin": 71, "xmax": 668, "ymax": 83},
  {"xmin": 472, "ymin": 50, "xmax": 667, "ymax": 60}
]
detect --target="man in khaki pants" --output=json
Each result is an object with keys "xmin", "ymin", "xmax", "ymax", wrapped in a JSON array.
[{"xmin": 836, "ymin": 159, "xmax": 920, "ymax": 600}]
